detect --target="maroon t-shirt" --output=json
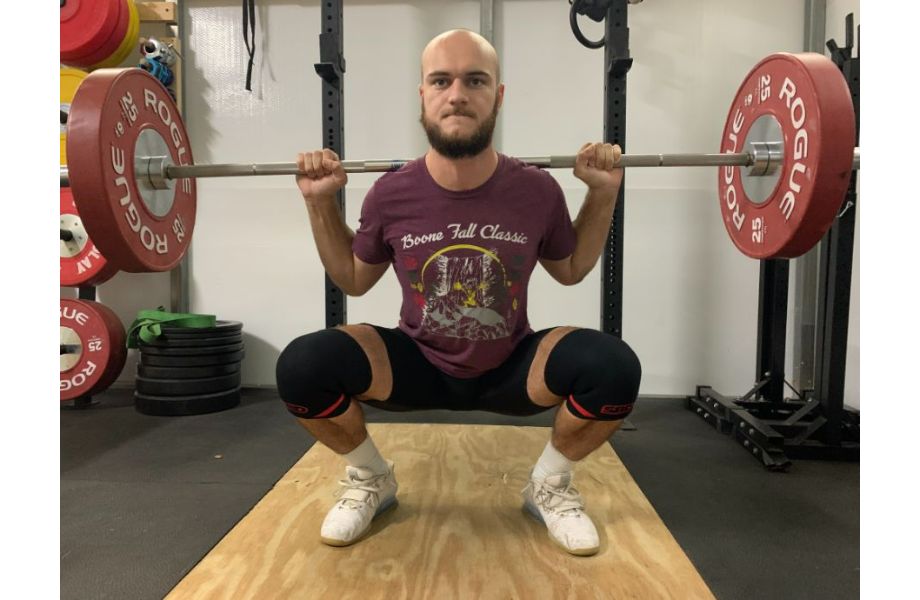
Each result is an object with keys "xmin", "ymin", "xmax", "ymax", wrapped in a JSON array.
[{"xmin": 352, "ymin": 153, "xmax": 576, "ymax": 378}]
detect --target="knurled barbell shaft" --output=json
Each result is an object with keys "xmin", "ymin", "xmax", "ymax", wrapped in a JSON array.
[
  {"xmin": 59, "ymin": 148, "xmax": 861, "ymax": 186},
  {"xmin": 165, "ymin": 153, "xmax": 757, "ymax": 179}
]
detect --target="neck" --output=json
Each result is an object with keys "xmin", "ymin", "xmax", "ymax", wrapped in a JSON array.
[{"xmin": 425, "ymin": 148, "xmax": 499, "ymax": 192}]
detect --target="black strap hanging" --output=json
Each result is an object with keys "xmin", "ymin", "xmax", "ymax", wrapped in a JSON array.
[{"xmin": 242, "ymin": 0, "xmax": 256, "ymax": 91}]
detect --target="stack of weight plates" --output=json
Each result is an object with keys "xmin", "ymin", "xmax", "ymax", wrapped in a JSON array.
[
  {"xmin": 135, "ymin": 321, "xmax": 245, "ymax": 416},
  {"xmin": 60, "ymin": 0, "xmax": 140, "ymax": 69}
]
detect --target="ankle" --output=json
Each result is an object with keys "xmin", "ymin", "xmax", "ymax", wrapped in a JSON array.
[
  {"xmin": 532, "ymin": 439, "xmax": 575, "ymax": 480},
  {"xmin": 342, "ymin": 434, "xmax": 389, "ymax": 476}
]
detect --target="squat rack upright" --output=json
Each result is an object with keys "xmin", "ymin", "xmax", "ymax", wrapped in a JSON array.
[{"xmin": 684, "ymin": 13, "xmax": 861, "ymax": 470}]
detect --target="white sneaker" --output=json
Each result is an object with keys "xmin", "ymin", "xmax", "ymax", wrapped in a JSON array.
[
  {"xmin": 522, "ymin": 471, "xmax": 600, "ymax": 556},
  {"xmin": 320, "ymin": 460, "xmax": 398, "ymax": 547}
]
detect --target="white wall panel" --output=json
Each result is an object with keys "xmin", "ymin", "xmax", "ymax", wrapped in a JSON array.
[{"xmin": 170, "ymin": 0, "xmax": 853, "ymax": 402}]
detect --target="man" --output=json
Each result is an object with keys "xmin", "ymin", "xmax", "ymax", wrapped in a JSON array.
[{"xmin": 276, "ymin": 29, "xmax": 641, "ymax": 556}]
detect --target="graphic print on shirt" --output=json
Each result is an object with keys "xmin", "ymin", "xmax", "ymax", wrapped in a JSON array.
[{"xmin": 403, "ymin": 236, "xmax": 526, "ymax": 341}]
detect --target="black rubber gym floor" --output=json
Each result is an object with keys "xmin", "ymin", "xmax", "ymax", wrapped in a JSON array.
[{"xmin": 61, "ymin": 389, "xmax": 858, "ymax": 599}]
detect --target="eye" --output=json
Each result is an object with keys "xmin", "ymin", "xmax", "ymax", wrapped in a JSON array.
[
  {"xmin": 469, "ymin": 77, "xmax": 484, "ymax": 87},
  {"xmin": 433, "ymin": 78, "xmax": 448, "ymax": 87}
]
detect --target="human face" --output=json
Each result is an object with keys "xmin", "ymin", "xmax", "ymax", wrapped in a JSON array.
[{"xmin": 418, "ymin": 37, "xmax": 504, "ymax": 159}]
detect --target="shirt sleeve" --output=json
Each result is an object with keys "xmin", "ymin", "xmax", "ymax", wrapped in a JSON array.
[
  {"xmin": 352, "ymin": 183, "xmax": 393, "ymax": 264},
  {"xmin": 538, "ymin": 176, "xmax": 576, "ymax": 260}
]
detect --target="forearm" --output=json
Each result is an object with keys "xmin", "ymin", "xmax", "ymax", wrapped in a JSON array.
[
  {"xmin": 305, "ymin": 198, "xmax": 358, "ymax": 294},
  {"xmin": 569, "ymin": 185, "xmax": 619, "ymax": 282}
]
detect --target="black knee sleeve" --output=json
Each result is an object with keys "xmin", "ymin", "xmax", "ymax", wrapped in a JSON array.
[
  {"xmin": 544, "ymin": 329, "xmax": 642, "ymax": 421},
  {"xmin": 275, "ymin": 329, "xmax": 372, "ymax": 419}
]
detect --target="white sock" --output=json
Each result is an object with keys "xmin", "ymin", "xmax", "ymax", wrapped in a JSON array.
[
  {"xmin": 342, "ymin": 434, "xmax": 389, "ymax": 475},
  {"xmin": 532, "ymin": 439, "xmax": 575, "ymax": 480}
]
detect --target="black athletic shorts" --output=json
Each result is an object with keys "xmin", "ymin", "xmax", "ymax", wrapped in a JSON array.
[{"xmin": 362, "ymin": 325, "xmax": 554, "ymax": 416}]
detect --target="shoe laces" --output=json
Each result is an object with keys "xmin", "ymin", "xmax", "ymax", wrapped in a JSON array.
[
  {"xmin": 525, "ymin": 478, "xmax": 586, "ymax": 516},
  {"xmin": 334, "ymin": 470, "xmax": 388, "ymax": 509}
]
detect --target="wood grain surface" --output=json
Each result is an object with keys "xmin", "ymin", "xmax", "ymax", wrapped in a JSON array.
[{"xmin": 167, "ymin": 423, "xmax": 713, "ymax": 600}]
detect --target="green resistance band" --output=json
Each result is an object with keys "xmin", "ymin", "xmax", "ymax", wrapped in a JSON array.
[{"xmin": 126, "ymin": 307, "xmax": 217, "ymax": 348}]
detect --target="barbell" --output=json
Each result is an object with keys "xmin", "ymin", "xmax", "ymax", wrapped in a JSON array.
[
  {"xmin": 60, "ymin": 148, "xmax": 859, "ymax": 180},
  {"xmin": 60, "ymin": 52, "xmax": 858, "ymax": 272}
]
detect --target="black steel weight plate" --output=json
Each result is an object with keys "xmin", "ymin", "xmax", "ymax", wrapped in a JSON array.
[
  {"xmin": 140, "ymin": 334, "xmax": 243, "ymax": 348},
  {"xmin": 134, "ymin": 386, "xmax": 242, "ymax": 416},
  {"xmin": 135, "ymin": 372, "xmax": 241, "ymax": 396},
  {"xmin": 139, "ymin": 350, "xmax": 246, "ymax": 367},
  {"xmin": 138, "ymin": 341, "xmax": 244, "ymax": 356},
  {"xmin": 137, "ymin": 362, "xmax": 241, "ymax": 380},
  {"xmin": 159, "ymin": 320, "xmax": 243, "ymax": 337}
]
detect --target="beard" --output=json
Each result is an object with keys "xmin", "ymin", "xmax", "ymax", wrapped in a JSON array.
[{"xmin": 419, "ymin": 98, "xmax": 499, "ymax": 159}]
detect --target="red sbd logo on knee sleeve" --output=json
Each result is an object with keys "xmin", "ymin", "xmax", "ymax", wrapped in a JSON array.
[
  {"xmin": 600, "ymin": 403, "xmax": 633, "ymax": 417},
  {"xmin": 285, "ymin": 402, "xmax": 308, "ymax": 415}
]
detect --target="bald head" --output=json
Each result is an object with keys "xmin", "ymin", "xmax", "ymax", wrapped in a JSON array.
[{"xmin": 420, "ymin": 29, "xmax": 501, "ymax": 85}]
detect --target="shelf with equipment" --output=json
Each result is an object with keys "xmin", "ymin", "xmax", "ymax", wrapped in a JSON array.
[{"xmin": 61, "ymin": 0, "xmax": 185, "ymax": 409}]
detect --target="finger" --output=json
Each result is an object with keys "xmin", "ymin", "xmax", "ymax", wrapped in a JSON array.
[
  {"xmin": 577, "ymin": 142, "xmax": 592, "ymax": 167},
  {"xmin": 302, "ymin": 152, "xmax": 319, "ymax": 179},
  {"xmin": 588, "ymin": 142, "xmax": 600, "ymax": 168},
  {"xmin": 296, "ymin": 152, "xmax": 306, "ymax": 174},
  {"xmin": 322, "ymin": 157, "xmax": 338, "ymax": 174},
  {"xmin": 612, "ymin": 144, "xmax": 622, "ymax": 165},
  {"xmin": 592, "ymin": 144, "xmax": 604, "ymax": 170},
  {"xmin": 602, "ymin": 143, "xmax": 614, "ymax": 170},
  {"xmin": 575, "ymin": 142, "xmax": 593, "ymax": 166},
  {"xmin": 311, "ymin": 150, "xmax": 325, "ymax": 178},
  {"xmin": 322, "ymin": 149, "xmax": 341, "ymax": 175}
]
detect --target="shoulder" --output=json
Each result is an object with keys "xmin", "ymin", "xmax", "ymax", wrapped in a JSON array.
[
  {"xmin": 368, "ymin": 157, "xmax": 425, "ymax": 195},
  {"xmin": 360, "ymin": 157, "xmax": 425, "ymax": 214},
  {"xmin": 501, "ymin": 154, "xmax": 561, "ymax": 190},
  {"xmin": 500, "ymin": 155, "xmax": 564, "ymax": 209}
]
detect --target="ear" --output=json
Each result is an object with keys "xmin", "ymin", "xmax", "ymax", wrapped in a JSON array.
[{"xmin": 496, "ymin": 83, "xmax": 505, "ymax": 109}]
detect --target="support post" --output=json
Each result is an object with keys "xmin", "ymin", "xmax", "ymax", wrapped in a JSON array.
[
  {"xmin": 315, "ymin": 0, "xmax": 347, "ymax": 327},
  {"xmin": 601, "ymin": 0, "xmax": 631, "ymax": 338},
  {"xmin": 756, "ymin": 260, "xmax": 789, "ymax": 404}
]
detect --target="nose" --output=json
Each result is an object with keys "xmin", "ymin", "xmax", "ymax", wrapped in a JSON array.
[{"xmin": 446, "ymin": 78, "xmax": 469, "ymax": 105}]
